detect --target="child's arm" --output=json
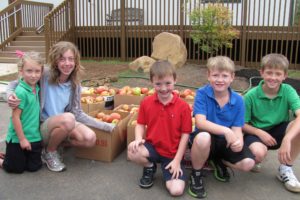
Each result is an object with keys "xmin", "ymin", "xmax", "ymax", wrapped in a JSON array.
[
  {"xmin": 278, "ymin": 110, "xmax": 300, "ymax": 164},
  {"xmin": 11, "ymin": 108, "xmax": 31, "ymax": 151},
  {"xmin": 165, "ymin": 133, "xmax": 189, "ymax": 179},
  {"xmin": 243, "ymin": 123, "xmax": 277, "ymax": 147},
  {"xmin": 195, "ymin": 114, "xmax": 238, "ymax": 147},
  {"xmin": 127, "ymin": 123, "xmax": 146, "ymax": 153}
]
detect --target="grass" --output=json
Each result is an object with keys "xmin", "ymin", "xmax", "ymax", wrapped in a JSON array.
[
  {"xmin": 82, "ymin": 59, "xmax": 130, "ymax": 65},
  {"xmin": 288, "ymin": 70, "xmax": 300, "ymax": 79}
]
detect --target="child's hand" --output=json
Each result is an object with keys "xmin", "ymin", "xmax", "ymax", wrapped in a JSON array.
[
  {"xmin": 165, "ymin": 160, "xmax": 182, "ymax": 180},
  {"xmin": 8, "ymin": 94, "xmax": 21, "ymax": 109},
  {"xmin": 20, "ymin": 138, "xmax": 31, "ymax": 151},
  {"xmin": 128, "ymin": 139, "xmax": 145, "ymax": 153},
  {"xmin": 223, "ymin": 128, "xmax": 238, "ymax": 148},
  {"xmin": 230, "ymin": 139, "xmax": 243, "ymax": 152},
  {"xmin": 258, "ymin": 130, "xmax": 277, "ymax": 147}
]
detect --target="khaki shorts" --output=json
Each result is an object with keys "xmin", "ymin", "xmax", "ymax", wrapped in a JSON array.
[{"xmin": 40, "ymin": 117, "xmax": 82, "ymax": 146}]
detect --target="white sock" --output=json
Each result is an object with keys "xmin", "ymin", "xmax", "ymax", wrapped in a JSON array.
[{"xmin": 279, "ymin": 164, "xmax": 292, "ymax": 173}]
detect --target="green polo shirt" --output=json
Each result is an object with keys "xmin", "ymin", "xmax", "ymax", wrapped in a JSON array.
[
  {"xmin": 244, "ymin": 80, "xmax": 300, "ymax": 130},
  {"xmin": 6, "ymin": 79, "xmax": 42, "ymax": 143}
]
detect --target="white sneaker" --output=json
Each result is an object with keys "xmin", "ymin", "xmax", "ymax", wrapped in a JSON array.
[
  {"xmin": 277, "ymin": 167, "xmax": 300, "ymax": 193},
  {"xmin": 41, "ymin": 149, "xmax": 66, "ymax": 172}
]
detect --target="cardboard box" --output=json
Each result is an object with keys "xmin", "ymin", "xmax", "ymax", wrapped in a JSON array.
[
  {"xmin": 75, "ymin": 110, "xmax": 131, "ymax": 162},
  {"xmin": 80, "ymin": 94, "xmax": 110, "ymax": 113},
  {"xmin": 114, "ymin": 94, "xmax": 144, "ymax": 108},
  {"xmin": 127, "ymin": 112, "xmax": 138, "ymax": 146},
  {"xmin": 113, "ymin": 104, "xmax": 139, "ymax": 114}
]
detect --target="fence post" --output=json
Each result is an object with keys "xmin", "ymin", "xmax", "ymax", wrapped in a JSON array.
[
  {"xmin": 180, "ymin": 0, "xmax": 184, "ymax": 39},
  {"xmin": 69, "ymin": 0, "xmax": 75, "ymax": 43},
  {"xmin": 241, "ymin": 0, "xmax": 248, "ymax": 67},
  {"xmin": 120, "ymin": 0, "xmax": 126, "ymax": 61}
]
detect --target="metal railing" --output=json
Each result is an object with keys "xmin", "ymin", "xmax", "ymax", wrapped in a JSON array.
[{"xmin": 0, "ymin": 0, "xmax": 53, "ymax": 50}]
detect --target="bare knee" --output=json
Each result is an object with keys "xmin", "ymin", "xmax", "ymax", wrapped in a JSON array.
[
  {"xmin": 83, "ymin": 130, "xmax": 96, "ymax": 147},
  {"xmin": 238, "ymin": 158, "xmax": 255, "ymax": 171},
  {"xmin": 193, "ymin": 132, "xmax": 211, "ymax": 150},
  {"xmin": 59, "ymin": 113, "xmax": 76, "ymax": 132},
  {"xmin": 250, "ymin": 143, "xmax": 267, "ymax": 163},
  {"xmin": 166, "ymin": 180, "xmax": 185, "ymax": 196}
]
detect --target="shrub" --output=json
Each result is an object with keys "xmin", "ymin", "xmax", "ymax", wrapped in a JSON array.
[{"xmin": 188, "ymin": 2, "xmax": 239, "ymax": 55}]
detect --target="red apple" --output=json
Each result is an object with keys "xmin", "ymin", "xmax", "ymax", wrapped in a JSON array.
[{"xmin": 141, "ymin": 87, "xmax": 149, "ymax": 94}]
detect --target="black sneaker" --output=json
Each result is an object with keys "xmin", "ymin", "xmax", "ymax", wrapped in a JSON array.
[
  {"xmin": 188, "ymin": 169, "xmax": 207, "ymax": 198},
  {"xmin": 209, "ymin": 159, "xmax": 230, "ymax": 182},
  {"xmin": 139, "ymin": 163, "xmax": 157, "ymax": 188}
]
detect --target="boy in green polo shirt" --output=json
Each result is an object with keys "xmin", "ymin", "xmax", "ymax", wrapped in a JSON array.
[
  {"xmin": 0, "ymin": 51, "xmax": 44, "ymax": 173},
  {"xmin": 243, "ymin": 53, "xmax": 300, "ymax": 193}
]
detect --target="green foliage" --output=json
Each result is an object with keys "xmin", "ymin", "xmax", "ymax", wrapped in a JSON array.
[{"xmin": 189, "ymin": 2, "xmax": 239, "ymax": 55}]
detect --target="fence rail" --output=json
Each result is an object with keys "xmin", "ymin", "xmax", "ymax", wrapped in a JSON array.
[{"xmin": 0, "ymin": 0, "xmax": 53, "ymax": 50}]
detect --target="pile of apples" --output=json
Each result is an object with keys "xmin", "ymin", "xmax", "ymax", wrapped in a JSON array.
[
  {"xmin": 95, "ymin": 112, "xmax": 121, "ymax": 124},
  {"xmin": 180, "ymin": 89, "xmax": 196, "ymax": 100},
  {"xmin": 117, "ymin": 86, "xmax": 155, "ymax": 96},
  {"xmin": 81, "ymin": 95, "xmax": 104, "ymax": 104},
  {"xmin": 82, "ymin": 86, "xmax": 118, "ymax": 96},
  {"xmin": 115, "ymin": 104, "xmax": 139, "ymax": 114}
]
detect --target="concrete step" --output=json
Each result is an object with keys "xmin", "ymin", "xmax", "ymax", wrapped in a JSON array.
[
  {"xmin": 0, "ymin": 57, "xmax": 19, "ymax": 63},
  {"xmin": 10, "ymin": 41, "xmax": 45, "ymax": 46},
  {"xmin": 4, "ymin": 46, "xmax": 45, "ymax": 52},
  {"xmin": 15, "ymin": 36, "xmax": 45, "ymax": 41}
]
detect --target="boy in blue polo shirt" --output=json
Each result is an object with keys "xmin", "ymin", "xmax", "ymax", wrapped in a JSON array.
[
  {"xmin": 243, "ymin": 54, "xmax": 300, "ymax": 193},
  {"xmin": 188, "ymin": 56, "xmax": 255, "ymax": 198},
  {"xmin": 0, "ymin": 51, "xmax": 44, "ymax": 173}
]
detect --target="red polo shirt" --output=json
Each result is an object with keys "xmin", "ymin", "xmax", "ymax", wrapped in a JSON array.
[{"xmin": 137, "ymin": 92, "xmax": 192, "ymax": 158}]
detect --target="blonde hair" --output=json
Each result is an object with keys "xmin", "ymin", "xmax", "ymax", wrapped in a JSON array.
[
  {"xmin": 17, "ymin": 51, "xmax": 44, "ymax": 70},
  {"xmin": 48, "ymin": 41, "xmax": 83, "ymax": 86},
  {"xmin": 207, "ymin": 56, "xmax": 235, "ymax": 73},
  {"xmin": 261, "ymin": 54, "xmax": 289, "ymax": 73},
  {"xmin": 150, "ymin": 60, "xmax": 176, "ymax": 81}
]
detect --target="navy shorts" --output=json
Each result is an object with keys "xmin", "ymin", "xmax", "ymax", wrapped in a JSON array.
[
  {"xmin": 144, "ymin": 142, "xmax": 187, "ymax": 181},
  {"xmin": 189, "ymin": 132, "xmax": 254, "ymax": 164},
  {"xmin": 2, "ymin": 141, "xmax": 43, "ymax": 173},
  {"xmin": 244, "ymin": 122, "xmax": 289, "ymax": 150}
]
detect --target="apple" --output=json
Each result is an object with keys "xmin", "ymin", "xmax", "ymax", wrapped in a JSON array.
[
  {"xmin": 130, "ymin": 107, "xmax": 139, "ymax": 114},
  {"xmin": 100, "ymin": 91, "xmax": 110, "ymax": 96},
  {"xmin": 122, "ymin": 104, "xmax": 129, "ymax": 111},
  {"xmin": 95, "ymin": 86, "xmax": 108, "ymax": 94},
  {"xmin": 122, "ymin": 86, "xmax": 131, "ymax": 92},
  {"xmin": 110, "ymin": 112, "xmax": 121, "ymax": 120},
  {"xmin": 81, "ymin": 97, "xmax": 87, "ymax": 103},
  {"xmin": 147, "ymin": 88, "xmax": 155, "ymax": 95},
  {"xmin": 95, "ymin": 96, "xmax": 104, "ymax": 102},
  {"xmin": 108, "ymin": 88, "xmax": 116, "ymax": 96},
  {"xmin": 118, "ymin": 89, "xmax": 126, "ymax": 95},
  {"xmin": 132, "ymin": 87, "xmax": 141, "ymax": 96},
  {"xmin": 96, "ymin": 112, "xmax": 105, "ymax": 119},
  {"xmin": 131, "ymin": 120, "xmax": 137, "ymax": 126},
  {"xmin": 141, "ymin": 87, "xmax": 149, "ymax": 94},
  {"xmin": 111, "ymin": 119, "xmax": 120, "ymax": 124},
  {"xmin": 185, "ymin": 95, "xmax": 194, "ymax": 100}
]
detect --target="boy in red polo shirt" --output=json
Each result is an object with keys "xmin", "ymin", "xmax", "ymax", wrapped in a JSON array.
[{"xmin": 127, "ymin": 60, "xmax": 192, "ymax": 196}]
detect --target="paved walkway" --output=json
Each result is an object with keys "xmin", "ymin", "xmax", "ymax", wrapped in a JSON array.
[{"xmin": 0, "ymin": 102, "xmax": 299, "ymax": 200}]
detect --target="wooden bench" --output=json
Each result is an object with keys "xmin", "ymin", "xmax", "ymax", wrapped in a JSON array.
[{"xmin": 106, "ymin": 8, "xmax": 144, "ymax": 25}]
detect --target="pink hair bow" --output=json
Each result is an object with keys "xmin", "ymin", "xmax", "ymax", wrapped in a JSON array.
[{"xmin": 15, "ymin": 50, "xmax": 25, "ymax": 58}]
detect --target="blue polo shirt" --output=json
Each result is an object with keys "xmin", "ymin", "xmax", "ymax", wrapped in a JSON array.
[{"xmin": 193, "ymin": 84, "xmax": 245, "ymax": 134}]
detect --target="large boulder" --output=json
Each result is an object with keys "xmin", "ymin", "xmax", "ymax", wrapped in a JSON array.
[
  {"xmin": 129, "ymin": 56, "xmax": 156, "ymax": 73},
  {"xmin": 151, "ymin": 32, "xmax": 187, "ymax": 68}
]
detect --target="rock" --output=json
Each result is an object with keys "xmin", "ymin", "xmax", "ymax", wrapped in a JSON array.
[
  {"xmin": 129, "ymin": 56, "xmax": 156, "ymax": 73},
  {"xmin": 151, "ymin": 32, "xmax": 187, "ymax": 69}
]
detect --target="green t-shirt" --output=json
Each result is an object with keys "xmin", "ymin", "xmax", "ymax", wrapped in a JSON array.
[
  {"xmin": 6, "ymin": 79, "xmax": 42, "ymax": 143},
  {"xmin": 244, "ymin": 80, "xmax": 300, "ymax": 130}
]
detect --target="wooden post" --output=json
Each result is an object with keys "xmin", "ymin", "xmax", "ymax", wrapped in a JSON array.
[
  {"xmin": 69, "ymin": 0, "xmax": 76, "ymax": 43},
  {"xmin": 241, "ymin": 0, "xmax": 248, "ymax": 67},
  {"xmin": 120, "ymin": 0, "xmax": 126, "ymax": 61},
  {"xmin": 179, "ymin": 0, "xmax": 184, "ymax": 39}
]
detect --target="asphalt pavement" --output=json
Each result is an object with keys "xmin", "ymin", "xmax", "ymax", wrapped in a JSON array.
[{"xmin": 0, "ymin": 102, "xmax": 299, "ymax": 200}]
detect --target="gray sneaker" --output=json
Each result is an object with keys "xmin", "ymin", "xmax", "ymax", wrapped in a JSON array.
[{"xmin": 41, "ymin": 149, "xmax": 66, "ymax": 172}]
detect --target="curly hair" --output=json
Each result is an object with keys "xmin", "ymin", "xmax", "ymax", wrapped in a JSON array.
[{"xmin": 48, "ymin": 41, "xmax": 84, "ymax": 87}]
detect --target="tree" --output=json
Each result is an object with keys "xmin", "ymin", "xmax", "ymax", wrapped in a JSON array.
[{"xmin": 188, "ymin": 2, "xmax": 239, "ymax": 55}]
